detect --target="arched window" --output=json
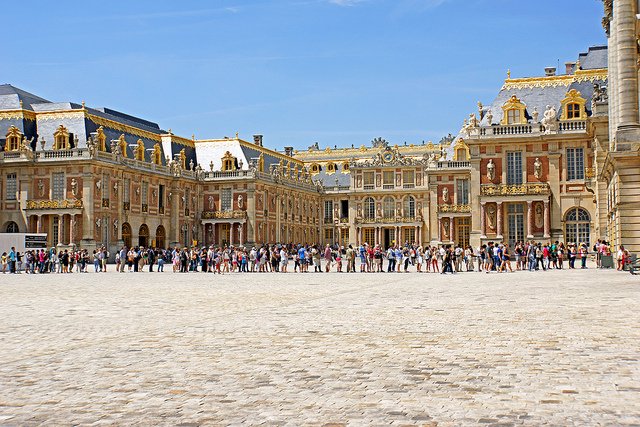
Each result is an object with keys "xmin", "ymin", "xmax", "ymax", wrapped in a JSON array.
[
  {"xmin": 221, "ymin": 151, "xmax": 236, "ymax": 171},
  {"xmin": 121, "ymin": 222, "xmax": 132, "ymax": 248},
  {"xmin": 96, "ymin": 126, "xmax": 107, "ymax": 151},
  {"xmin": 5, "ymin": 221, "xmax": 19, "ymax": 233},
  {"xmin": 364, "ymin": 197, "xmax": 375, "ymax": 219},
  {"xmin": 567, "ymin": 103, "xmax": 581, "ymax": 119},
  {"xmin": 310, "ymin": 163, "xmax": 320, "ymax": 175},
  {"xmin": 152, "ymin": 143, "xmax": 162, "ymax": 165},
  {"xmin": 342, "ymin": 161, "xmax": 350, "ymax": 173},
  {"xmin": 5, "ymin": 126, "xmax": 22, "ymax": 152},
  {"xmin": 565, "ymin": 207, "xmax": 591, "ymax": 245},
  {"xmin": 134, "ymin": 139, "xmax": 145, "ymax": 161},
  {"xmin": 383, "ymin": 196, "xmax": 395, "ymax": 218},
  {"xmin": 404, "ymin": 196, "xmax": 416, "ymax": 219},
  {"xmin": 326, "ymin": 162, "xmax": 336, "ymax": 174},
  {"xmin": 53, "ymin": 125, "xmax": 70, "ymax": 150}
]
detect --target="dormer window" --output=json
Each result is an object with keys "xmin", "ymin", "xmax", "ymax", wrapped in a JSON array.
[
  {"xmin": 506, "ymin": 109, "xmax": 521, "ymax": 125},
  {"xmin": 560, "ymin": 89, "xmax": 587, "ymax": 121},
  {"xmin": 221, "ymin": 151, "xmax": 236, "ymax": 171},
  {"xmin": 135, "ymin": 139, "xmax": 145, "ymax": 161},
  {"xmin": 326, "ymin": 162, "xmax": 336, "ymax": 174},
  {"xmin": 96, "ymin": 126, "xmax": 107, "ymax": 151},
  {"xmin": 53, "ymin": 125, "xmax": 70, "ymax": 150},
  {"xmin": 342, "ymin": 162, "xmax": 350, "ymax": 173},
  {"xmin": 500, "ymin": 95, "xmax": 527, "ymax": 125},
  {"xmin": 5, "ymin": 126, "xmax": 22, "ymax": 152},
  {"xmin": 567, "ymin": 103, "xmax": 581, "ymax": 119},
  {"xmin": 310, "ymin": 163, "xmax": 320, "ymax": 175}
]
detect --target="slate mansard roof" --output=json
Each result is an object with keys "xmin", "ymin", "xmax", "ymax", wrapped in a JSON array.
[{"xmin": 481, "ymin": 45, "xmax": 608, "ymax": 127}]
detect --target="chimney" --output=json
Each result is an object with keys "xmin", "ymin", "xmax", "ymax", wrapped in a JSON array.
[
  {"xmin": 253, "ymin": 134, "xmax": 263, "ymax": 147},
  {"xmin": 565, "ymin": 62, "xmax": 576, "ymax": 75},
  {"xmin": 284, "ymin": 146, "xmax": 294, "ymax": 157},
  {"xmin": 544, "ymin": 67, "xmax": 557, "ymax": 77}
]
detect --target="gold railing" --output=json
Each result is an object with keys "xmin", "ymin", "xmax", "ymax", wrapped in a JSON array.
[
  {"xmin": 355, "ymin": 216, "xmax": 422, "ymax": 224},
  {"xmin": 438, "ymin": 204, "xmax": 471, "ymax": 213},
  {"xmin": 26, "ymin": 199, "xmax": 83, "ymax": 210},
  {"xmin": 481, "ymin": 183, "xmax": 551, "ymax": 196},
  {"xmin": 201, "ymin": 210, "xmax": 247, "ymax": 220}
]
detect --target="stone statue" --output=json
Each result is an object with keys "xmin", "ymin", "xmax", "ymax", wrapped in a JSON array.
[
  {"xmin": 86, "ymin": 136, "xmax": 96, "ymax": 157},
  {"xmin": 442, "ymin": 187, "xmax": 449, "ymax": 203},
  {"xmin": 487, "ymin": 159, "xmax": 496, "ymax": 181},
  {"xmin": 135, "ymin": 186, "xmax": 140, "ymax": 202},
  {"xmin": 37, "ymin": 179, "xmax": 44, "ymax": 197},
  {"xmin": 534, "ymin": 157, "xmax": 542, "ymax": 179},
  {"xmin": 113, "ymin": 181, "xmax": 118, "ymax": 195},
  {"xmin": 427, "ymin": 153, "xmax": 438, "ymax": 168},
  {"xmin": 376, "ymin": 204, "xmax": 382, "ymax": 218},
  {"xmin": 209, "ymin": 160, "xmax": 214, "ymax": 171},
  {"xmin": 70, "ymin": 178, "xmax": 78, "ymax": 197},
  {"xmin": 40, "ymin": 138, "xmax": 46, "ymax": 151},
  {"xmin": 95, "ymin": 218, "xmax": 101, "ymax": 229},
  {"xmin": 532, "ymin": 107, "xmax": 539, "ymax": 123},
  {"xmin": 237, "ymin": 194, "xmax": 244, "ymax": 209},
  {"xmin": 357, "ymin": 204, "xmax": 362, "ymax": 217},
  {"xmin": 487, "ymin": 205, "xmax": 496, "ymax": 229},
  {"xmin": 535, "ymin": 204, "xmax": 544, "ymax": 228},
  {"xmin": 96, "ymin": 180, "xmax": 102, "ymax": 193},
  {"xmin": 208, "ymin": 195, "xmax": 214, "ymax": 210},
  {"xmin": 443, "ymin": 219, "xmax": 450, "ymax": 237},
  {"xmin": 468, "ymin": 113, "xmax": 479, "ymax": 128},
  {"xmin": 113, "ymin": 219, "xmax": 119, "ymax": 232},
  {"xmin": 238, "ymin": 159, "xmax": 243, "ymax": 169},
  {"xmin": 486, "ymin": 109, "xmax": 493, "ymax": 125},
  {"xmin": 541, "ymin": 105, "xmax": 558, "ymax": 134},
  {"xmin": 189, "ymin": 159, "xmax": 194, "ymax": 171}
]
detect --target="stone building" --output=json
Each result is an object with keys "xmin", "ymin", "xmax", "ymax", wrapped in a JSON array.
[{"xmin": 1, "ymin": 20, "xmax": 638, "ymax": 252}]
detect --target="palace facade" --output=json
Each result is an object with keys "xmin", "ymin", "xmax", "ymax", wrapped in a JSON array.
[{"xmin": 1, "ymin": 0, "xmax": 639, "ymax": 254}]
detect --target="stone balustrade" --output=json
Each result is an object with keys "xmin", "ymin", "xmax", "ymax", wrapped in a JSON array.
[
  {"xmin": 480, "ymin": 182, "xmax": 551, "ymax": 196},
  {"xmin": 438, "ymin": 204, "xmax": 471, "ymax": 213}
]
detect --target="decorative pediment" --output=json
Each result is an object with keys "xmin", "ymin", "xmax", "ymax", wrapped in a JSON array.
[
  {"xmin": 453, "ymin": 138, "xmax": 470, "ymax": 161},
  {"xmin": 152, "ymin": 143, "xmax": 162, "ymax": 165},
  {"xmin": 560, "ymin": 89, "xmax": 587, "ymax": 120},
  {"xmin": 221, "ymin": 150, "xmax": 236, "ymax": 171},
  {"xmin": 134, "ymin": 139, "xmax": 145, "ymax": 161},
  {"xmin": 500, "ymin": 95, "xmax": 527, "ymax": 125},
  {"xmin": 4, "ymin": 126, "xmax": 22, "ymax": 151}
]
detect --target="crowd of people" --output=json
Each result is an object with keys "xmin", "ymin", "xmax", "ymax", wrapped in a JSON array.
[{"xmin": 3, "ymin": 239, "xmax": 630, "ymax": 275}]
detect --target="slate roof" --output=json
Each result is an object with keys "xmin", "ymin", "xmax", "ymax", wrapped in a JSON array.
[
  {"xmin": 578, "ymin": 45, "xmax": 608, "ymax": 70},
  {"xmin": 194, "ymin": 139, "xmax": 288, "ymax": 172},
  {"xmin": 0, "ymin": 84, "xmax": 51, "ymax": 111}
]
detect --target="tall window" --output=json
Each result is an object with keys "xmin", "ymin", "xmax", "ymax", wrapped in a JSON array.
[
  {"xmin": 404, "ymin": 196, "xmax": 416, "ymax": 219},
  {"xmin": 383, "ymin": 196, "xmax": 395, "ymax": 218},
  {"xmin": 123, "ymin": 178, "xmax": 130, "ymax": 203},
  {"xmin": 567, "ymin": 103, "xmax": 581, "ymax": 119},
  {"xmin": 383, "ymin": 171, "xmax": 394, "ymax": 189},
  {"xmin": 506, "ymin": 152, "xmax": 523, "ymax": 185},
  {"xmin": 102, "ymin": 173, "xmax": 110, "ymax": 200},
  {"xmin": 364, "ymin": 197, "xmax": 375, "ymax": 219},
  {"xmin": 363, "ymin": 172, "xmax": 374, "ymax": 190},
  {"xmin": 403, "ymin": 170, "xmax": 415, "ymax": 188},
  {"xmin": 141, "ymin": 181, "xmax": 148, "ymax": 209},
  {"xmin": 456, "ymin": 179, "xmax": 470, "ymax": 205},
  {"xmin": 506, "ymin": 109, "xmax": 521, "ymax": 125},
  {"xmin": 5, "ymin": 173, "xmax": 17, "ymax": 200},
  {"xmin": 324, "ymin": 200, "xmax": 334, "ymax": 223},
  {"xmin": 221, "ymin": 188, "xmax": 232, "ymax": 211},
  {"xmin": 565, "ymin": 207, "xmax": 590, "ymax": 245},
  {"xmin": 158, "ymin": 185, "xmax": 165, "ymax": 209},
  {"xmin": 566, "ymin": 148, "xmax": 584, "ymax": 180},
  {"xmin": 52, "ymin": 172, "xmax": 65, "ymax": 200}
]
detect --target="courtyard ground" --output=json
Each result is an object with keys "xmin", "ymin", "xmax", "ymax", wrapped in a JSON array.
[{"xmin": 0, "ymin": 268, "xmax": 638, "ymax": 426}]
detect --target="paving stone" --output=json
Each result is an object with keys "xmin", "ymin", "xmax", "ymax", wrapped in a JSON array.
[{"xmin": 0, "ymin": 268, "xmax": 638, "ymax": 424}]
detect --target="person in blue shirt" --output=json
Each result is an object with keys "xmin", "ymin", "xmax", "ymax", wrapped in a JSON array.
[
  {"xmin": 8, "ymin": 247, "xmax": 16, "ymax": 274},
  {"xmin": 298, "ymin": 246, "xmax": 307, "ymax": 272}
]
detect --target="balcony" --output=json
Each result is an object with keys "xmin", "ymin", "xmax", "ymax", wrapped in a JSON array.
[
  {"xmin": 26, "ymin": 199, "xmax": 83, "ymax": 210},
  {"xmin": 480, "ymin": 183, "xmax": 551, "ymax": 197},
  {"xmin": 438, "ymin": 204, "xmax": 471, "ymax": 213},
  {"xmin": 426, "ymin": 161, "xmax": 470, "ymax": 170},
  {"xmin": 201, "ymin": 210, "xmax": 247, "ymax": 220},
  {"xmin": 475, "ymin": 120, "xmax": 587, "ymax": 140},
  {"xmin": 355, "ymin": 216, "xmax": 422, "ymax": 224}
]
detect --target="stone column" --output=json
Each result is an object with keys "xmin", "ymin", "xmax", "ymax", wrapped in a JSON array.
[
  {"xmin": 480, "ymin": 202, "xmax": 486, "ymax": 238},
  {"xmin": 526, "ymin": 201, "xmax": 534, "ymax": 239},
  {"xmin": 357, "ymin": 227, "xmax": 362, "ymax": 245},
  {"xmin": 496, "ymin": 202, "xmax": 503, "ymax": 239},
  {"xmin": 80, "ymin": 173, "xmax": 95, "ymax": 250},
  {"xmin": 69, "ymin": 214, "xmax": 75, "ymax": 246},
  {"xmin": 414, "ymin": 226, "xmax": 418, "ymax": 245},
  {"xmin": 246, "ymin": 189, "xmax": 255, "ymax": 245},
  {"xmin": 438, "ymin": 217, "xmax": 443, "ymax": 242},
  {"xmin": 169, "ymin": 184, "xmax": 180, "ymax": 247},
  {"xmin": 57, "ymin": 215, "xmax": 64, "ymax": 246},
  {"xmin": 239, "ymin": 223, "xmax": 244, "ymax": 247},
  {"xmin": 448, "ymin": 217, "xmax": 453, "ymax": 243},
  {"xmin": 543, "ymin": 200, "xmax": 551, "ymax": 239},
  {"xmin": 36, "ymin": 215, "xmax": 42, "ymax": 233},
  {"xmin": 613, "ymin": 0, "xmax": 640, "ymax": 137}
]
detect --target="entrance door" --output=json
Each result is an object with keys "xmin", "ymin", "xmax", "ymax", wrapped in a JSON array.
[
  {"xmin": 456, "ymin": 218, "xmax": 470, "ymax": 248},
  {"xmin": 507, "ymin": 204, "xmax": 524, "ymax": 247},
  {"xmin": 384, "ymin": 229, "xmax": 390, "ymax": 249},
  {"xmin": 221, "ymin": 223, "xmax": 230, "ymax": 246}
]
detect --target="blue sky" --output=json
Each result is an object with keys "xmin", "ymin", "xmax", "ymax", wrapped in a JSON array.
[{"xmin": 2, "ymin": 0, "xmax": 606, "ymax": 151}]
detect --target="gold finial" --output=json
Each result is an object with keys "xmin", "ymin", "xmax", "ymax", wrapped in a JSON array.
[
  {"xmin": 235, "ymin": 132, "xmax": 239, "ymax": 139},
  {"xmin": 507, "ymin": 69, "xmax": 511, "ymax": 79},
  {"xmin": 168, "ymin": 128, "xmax": 172, "ymax": 134},
  {"xmin": 82, "ymin": 100, "xmax": 85, "ymax": 108},
  {"xmin": 19, "ymin": 99, "xmax": 23, "ymax": 108},
  {"xmin": 576, "ymin": 60, "xmax": 581, "ymax": 70}
]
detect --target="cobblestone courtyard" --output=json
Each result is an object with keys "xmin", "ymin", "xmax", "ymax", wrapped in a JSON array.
[{"xmin": 0, "ymin": 269, "xmax": 639, "ymax": 426}]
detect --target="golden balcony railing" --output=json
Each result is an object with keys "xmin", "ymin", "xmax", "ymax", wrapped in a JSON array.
[
  {"xmin": 201, "ymin": 210, "xmax": 247, "ymax": 220},
  {"xmin": 438, "ymin": 204, "xmax": 471, "ymax": 213},
  {"xmin": 480, "ymin": 183, "xmax": 551, "ymax": 197},
  {"xmin": 26, "ymin": 199, "xmax": 83, "ymax": 210},
  {"xmin": 354, "ymin": 216, "xmax": 422, "ymax": 224}
]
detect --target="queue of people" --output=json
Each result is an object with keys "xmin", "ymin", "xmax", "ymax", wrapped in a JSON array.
[{"xmin": 1, "ymin": 240, "xmax": 631, "ymax": 274}]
